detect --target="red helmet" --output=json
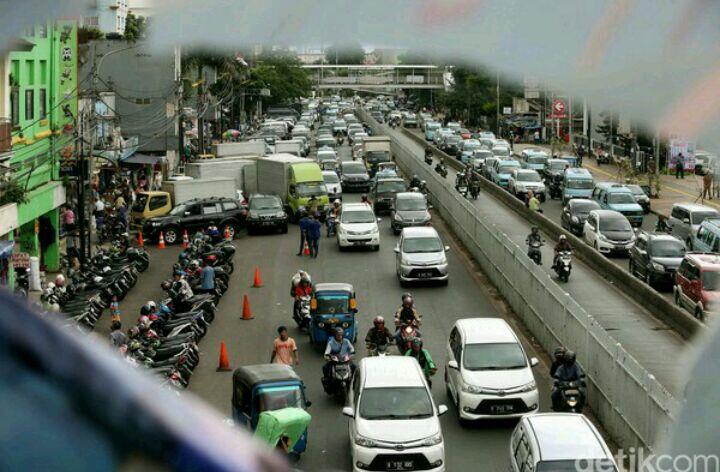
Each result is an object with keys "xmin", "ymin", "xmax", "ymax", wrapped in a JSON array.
[{"xmin": 205, "ymin": 255, "xmax": 217, "ymax": 263}]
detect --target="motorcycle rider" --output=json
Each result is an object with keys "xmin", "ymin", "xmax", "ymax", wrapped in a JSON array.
[
  {"xmin": 365, "ymin": 316, "xmax": 394, "ymax": 354},
  {"xmin": 404, "ymin": 337, "xmax": 437, "ymax": 383},
  {"xmin": 526, "ymin": 227, "xmax": 544, "ymax": 264},
  {"xmin": 410, "ymin": 174, "xmax": 422, "ymax": 189},
  {"xmin": 323, "ymin": 327, "xmax": 356, "ymax": 384},
  {"xmin": 292, "ymin": 277, "xmax": 313, "ymax": 321},
  {"xmin": 361, "ymin": 194, "xmax": 372, "ymax": 206},
  {"xmin": 550, "ymin": 346, "xmax": 567, "ymax": 377},
  {"xmin": 455, "ymin": 172, "xmax": 468, "ymax": 191},
  {"xmin": 553, "ymin": 234, "xmax": 573, "ymax": 270},
  {"xmin": 551, "ymin": 350, "xmax": 586, "ymax": 411},
  {"xmin": 326, "ymin": 199, "xmax": 341, "ymax": 236},
  {"xmin": 394, "ymin": 294, "xmax": 422, "ymax": 345},
  {"xmin": 424, "ymin": 146, "xmax": 433, "ymax": 163},
  {"xmin": 435, "ymin": 157, "xmax": 446, "ymax": 174}
]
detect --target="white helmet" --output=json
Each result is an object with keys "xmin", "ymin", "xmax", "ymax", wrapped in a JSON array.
[
  {"xmin": 559, "ymin": 234, "xmax": 567, "ymax": 241},
  {"xmin": 55, "ymin": 274, "xmax": 65, "ymax": 287}
]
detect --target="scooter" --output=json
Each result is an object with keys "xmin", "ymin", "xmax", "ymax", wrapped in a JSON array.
[
  {"xmin": 456, "ymin": 183, "xmax": 469, "ymax": 198},
  {"xmin": 527, "ymin": 240, "xmax": 544, "ymax": 265},
  {"xmin": 424, "ymin": 152, "xmax": 433, "ymax": 165},
  {"xmin": 553, "ymin": 380, "xmax": 586, "ymax": 413},
  {"xmin": 323, "ymin": 355, "xmax": 353, "ymax": 399},
  {"xmin": 326, "ymin": 215, "xmax": 337, "ymax": 237},
  {"xmin": 547, "ymin": 176, "xmax": 562, "ymax": 200},
  {"xmin": 554, "ymin": 251, "xmax": 573, "ymax": 282},
  {"xmin": 435, "ymin": 163, "xmax": 448, "ymax": 178},
  {"xmin": 292, "ymin": 295, "xmax": 312, "ymax": 330},
  {"xmin": 396, "ymin": 322, "xmax": 420, "ymax": 354},
  {"xmin": 366, "ymin": 342, "xmax": 390, "ymax": 357}
]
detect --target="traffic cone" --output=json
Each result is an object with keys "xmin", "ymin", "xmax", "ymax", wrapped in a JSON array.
[
  {"xmin": 303, "ymin": 240, "xmax": 310, "ymax": 256},
  {"xmin": 157, "ymin": 231, "xmax": 166, "ymax": 249},
  {"xmin": 252, "ymin": 266, "xmax": 264, "ymax": 288},
  {"xmin": 137, "ymin": 231, "xmax": 144, "ymax": 247},
  {"xmin": 224, "ymin": 227, "xmax": 232, "ymax": 241},
  {"xmin": 182, "ymin": 229, "xmax": 189, "ymax": 249},
  {"xmin": 241, "ymin": 294, "xmax": 254, "ymax": 320},
  {"xmin": 216, "ymin": 341, "xmax": 232, "ymax": 372}
]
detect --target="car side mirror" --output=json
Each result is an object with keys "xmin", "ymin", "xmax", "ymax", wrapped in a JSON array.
[
  {"xmin": 530, "ymin": 357, "xmax": 539, "ymax": 367},
  {"xmin": 342, "ymin": 406, "xmax": 354, "ymax": 418},
  {"xmin": 448, "ymin": 360, "xmax": 459, "ymax": 370},
  {"xmin": 438, "ymin": 405, "xmax": 448, "ymax": 416},
  {"xmin": 377, "ymin": 218, "xmax": 382, "ymax": 222},
  {"xmin": 444, "ymin": 246, "xmax": 450, "ymax": 252},
  {"xmin": 683, "ymin": 218, "xmax": 690, "ymax": 224},
  {"xmin": 394, "ymin": 246, "xmax": 400, "ymax": 254}
]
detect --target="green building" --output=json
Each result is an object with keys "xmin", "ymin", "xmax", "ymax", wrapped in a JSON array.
[{"xmin": 0, "ymin": 21, "xmax": 78, "ymax": 289}]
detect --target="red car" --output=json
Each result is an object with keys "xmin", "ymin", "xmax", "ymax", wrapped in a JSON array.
[
  {"xmin": 459, "ymin": 128, "xmax": 472, "ymax": 140},
  {"xmin": 674, "ymin": 253, "xmax": 720, "ymax": 320}
]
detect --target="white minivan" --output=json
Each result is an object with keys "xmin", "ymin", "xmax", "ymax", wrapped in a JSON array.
[
  {"xmin": 510, "ymin": 413, "xmax": 618, "ymax": 472},
  {"xmin": 445, "ymin": 318, "xmax": 539, "ymax": 421},
  {"xmin": 343, "ymin": 356, "xmax": 447, "ymax": 472},
  {"xmin": 337, "ymin": 203, "xmax": 380, "ymax": 251}
]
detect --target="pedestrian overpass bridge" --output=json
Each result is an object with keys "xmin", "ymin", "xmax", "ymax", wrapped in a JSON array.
[{"xmin": 302, "ymin": 64, "xmax": 448, "ymax": 91}]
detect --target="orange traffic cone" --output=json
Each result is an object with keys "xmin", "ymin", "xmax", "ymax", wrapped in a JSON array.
[
  {"xmin": 303, "ymin": 240, "xmax": 310, "ymax": 256},
  {"xmin": 224, "ymin": 227, "xmax": 232, "ymax": 241},
  {"xmin": 137, "ymin": 231, "xmax": 144, "ymax": 247},
  {"xmin": 216, "ymin": 341, "xmax": 232, "ymax": 372},
  {"xmin": 252, "ymin": 266, "xmax": 264, "ymax": 288},
  {"xmin": 182, "ymin": 229, "xmax": 189, "ymax": 249},
  {"xmin": 157, "ymin": 231, "xmax": 166, "ymax": 249},
  {"xmin": 241, "ymin": 294, "xmax": 254, "ymax": 320}
]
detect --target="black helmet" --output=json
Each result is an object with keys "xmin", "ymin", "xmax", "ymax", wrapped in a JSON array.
[
  {"xmin": 401, "ymin": 292, "xmax": 412, "ymax": 302},
  {"xmin": 140, "ymin": 303, "xmax": 153, "ymax": 316},
  {"xmin": 553, "ymin": 346, "xmax": 566, "ymax": 359},
  {"xmin": 564, "ymin": 350, "xmax": 576, "ymax": 365},
  {"xmin": 531, "ymin": 226, "xmax": 539, "ymax": 233}
]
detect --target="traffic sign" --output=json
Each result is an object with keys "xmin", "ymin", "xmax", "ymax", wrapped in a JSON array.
[{"xmin": 552, "ymin": 99, "xmax": 566, "ymax": 115}]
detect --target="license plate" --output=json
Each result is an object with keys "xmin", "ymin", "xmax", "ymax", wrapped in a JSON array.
[
  {"xmin": 417, "ymin": 271, "xmax": 433, "ymax": 278},
  {"xmin": 261, "ymin": 221, "xmax": 274, "ymax": 226},
  {"xmin": 387, "ymin": 460, "xmax": 414, "ymax": 471},
  {"xmin": 490, "ymin": 404, "xmax": 514, "ymax": 414},
  {"xmin": 353, "ymin": 241, "xmax": 367, "ymax": 245}
]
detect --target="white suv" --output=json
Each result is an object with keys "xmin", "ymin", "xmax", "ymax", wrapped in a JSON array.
[
  {"xmin": 343, "ymin": 356, "xmax": 448, "ymax": 472},
  {"xmin": 445, "ymin": 318, "xmax": 539, "ymax": 421},
  {"xmin": 337, "ymin": 203, "xmax": 380, "ymax": 251}
]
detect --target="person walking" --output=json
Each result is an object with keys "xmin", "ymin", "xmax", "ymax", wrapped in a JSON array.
[
  {"xmin": 270, "ymin": 326, "xmax": 299, "ymax": 366},
  {"xmin": 297, "ymin": 214, "xmax": 311, "ymax": 256},
  {"xmin": 534, "ymin": 130, "xmax": 541, "ymax": 145},
  {"xmin": 307, "ymin": 214, "xmax": 322, "ymax": 258},
  {"xmin": 60, "ymin": 205, "xmax": 75, "ymax": 236},
  {"xmin": 703, "ymin": 168, "xmax": 713, "ymax": 200},
  {"xmin": 109, "ymin": 321, "xmax": 128, "ymax": 348},
  {"xmin": 713, "ymin": 162, "xmax": 720, "ymax": 198},
  {"xmin": 675, "ymin": 153, "xmax": 685, "ymax": 179},
  {"xmin": 198, "ymin": 259, "xmax": 216, "ymax": 294}
]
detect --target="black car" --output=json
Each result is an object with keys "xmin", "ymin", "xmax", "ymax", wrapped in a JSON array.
[
  {"xmin": 371, "ymin": 177, "xmax": 407, "ymax": 214},
  {"xmin": 245, "ymin": 194, "xmax": 288, "ymax": 235},
  {"xmin": 340, "ymin": 161, "xmax": 371, "ymax": 193},
  {"xmin": 626, "ymin": 184, "xmax": 651, "ymax": 214},
  {"xmin": 629, "ymin": 232, "xmax": 686, "ymax": 288},
  {"xmin": 441, "ymin": 135, "xmax": 462, "ymax": 155},
  {"xmin": 142, "ymin": 197, "xmax": 246, "ymax": 244},
  {"xmin": 561, "ymin": 199, "xmax": 601, "ymax": 236}
]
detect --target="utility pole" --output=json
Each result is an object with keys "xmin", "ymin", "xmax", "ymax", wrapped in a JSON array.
[
  {"xmin": 495, "ymin": 71, "xmax": 500, "ymax": 135},
  {"xmin": 77, "ymin": 106, "xmax": 86, "ymax": 268},
  {"xmin": 197, "ymin": 65, "xmax": 204, "ymax": 155}
]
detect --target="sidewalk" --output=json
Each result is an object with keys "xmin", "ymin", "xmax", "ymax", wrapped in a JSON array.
[{"xmin": 514, "ymin": 143, "xmax": 719, "ymax": 217}]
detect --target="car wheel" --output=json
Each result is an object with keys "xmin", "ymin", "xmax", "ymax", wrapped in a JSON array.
[{"xmin": 164, "ymin": 227, "xmax": 179, "ymax": 245}]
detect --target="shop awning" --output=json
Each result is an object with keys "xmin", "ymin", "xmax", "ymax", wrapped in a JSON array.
[
  {"xmin": 121, "ymin": 154, "xmax": 166, "ymax": 166},
  {"xmin": 0, "ymin": 240, "xmax": 14, "ymax": 260}
]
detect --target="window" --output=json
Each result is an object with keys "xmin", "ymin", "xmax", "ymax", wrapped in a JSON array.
[
  {"xmin": 449, "ymin": 328, "xmax": 459, "ymax": 359},
  {"xmin": 202, "ymin": 203, "xmax": 221, "ymax": 215},
  {"xmin": 38, "ymin": 24, "xmax": 48, "ymax": 38},
  {"xmin": 39, "ymin": 60, "xmax": 47, "ymax": 85},
  {"xmin": 687, "ymin": 263, "xmax": 700, "ymax": 281},
  {"xmin": 671, "ymin": 206, "xmax": 682, "ymax": 219},
  {"xmin": 38, "ymin": 89, "xmax": 46, "ymax": 119},
  {"xmin": 25, "ymin": 60, "xmax": 34, "ymax": 86},
  {"xmin": 10, "ymin": 89, "xmax": 19, "ymax": 127},
  {"xmin": 149, "ymin": 195, "xmax": 168, "ymax": 211},
  {"xmin": 25, "ymin": 90, "xmax": 34, "ymax": 121},
  {"xmin": 222, "ymin": 201, "xmax": 238, "ymax": 211}
]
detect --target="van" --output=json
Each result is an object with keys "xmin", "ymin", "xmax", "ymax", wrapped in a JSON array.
[
  {"xmin": 510, "ymin": 413, "xmax": 618, "ymax": 472},
  {"xmin": 692, "ymin": 217, "xmax": 720, "ymax": 252},
  {"xmin": 343, "ymin": 356, "xmax": 447, "ymax": 472},
  {"xmin": 131, "ymin": 191, "xmax": 172, "ymax": 224},
  {"xmin": 591, "ymin": 182, "xmax": 644, "ymax": 227},
  {"xmin": 562, "ymin": 168, "xmax": 594, "ymax": 205},
  {"xmin": 425, "ymin": 121, "xmax": 441, "ymax": 141},
  {"xmin": 395, "ymin": 227, "xmax": 449, "ymax": 285},
  {"xmin": 668, "ymin": 203, "xmax": 720, "ymax": 247}
]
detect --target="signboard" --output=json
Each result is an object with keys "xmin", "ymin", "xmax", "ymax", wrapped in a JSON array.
[
  {"xmin": 668, "ymin": 137, "xmax": 696, "ymax": 170},
  {"xmin": 503, "ymin": 107, "xmax": 512, "ymax": 115},
  {"xmin": 513, "ymin": 98, "xmax": 530, "ymax": 114},
  {"xmin": 11, "ymin": 252, "xmax": 30, "ymax": 269},
  {"xmin": 54, "ymin": 21, "xmax": 78, "ymax": 176},
  {"xmin": 552, "ymin": 99, "xmax": 566, "ymax": 115},
  {"xmin": 524, "ymin": 76, "xmax": 540, "ymax": 99}
]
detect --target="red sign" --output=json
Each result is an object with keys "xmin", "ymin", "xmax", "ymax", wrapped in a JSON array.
[
  {"xmin": 552, "ymin": 99, "xmax": 566, "ymax": 115},
  {"xmin": 11, "ymin": 252, "xmax": 30, "ymax": 269}
]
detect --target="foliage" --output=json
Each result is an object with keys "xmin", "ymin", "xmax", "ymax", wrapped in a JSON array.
[
  {"xmin": 78, "ymin": 26, "xmax": 104, "ymax": 44},
  {"xmin": 123, "ymin": 12, "xmax": 147, "ymax": 42},
  {"xmin": 595, "ymin": 111, "xmax": 619, "ymax": 143},
  {"xmin": 325, "ymin": 42, "xmax": 366, "ymax": 65},
  {"xmin": 0, "ymin": 179, "xmax": 29, "ymax": 207},
  {"xmin": 246, "ymin": 50, "xmax": 312, "ymax": 108}
]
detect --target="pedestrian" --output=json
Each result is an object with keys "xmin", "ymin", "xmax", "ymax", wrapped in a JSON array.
[
  {"xmin": 60, "ymin": 205, "xmax": 75, "ymax": 236},
  {"xmin": 676, "ymin": 153, "xmax": 685, "ymax": 179},
  {"xmin": 529, "ymin": 192, "xmax": 542, "ymax": 213},
  {"xmin": 307, "ymin": 214, "xmax": 322, "ymax": 258},
  {"xmin": 703, "ymin": 168, "xmax": 713, "ymax": 200},
  {"xmin": 199, "ymin": 259, "xmax": 216, "ymax": 294},
  {"xmin": 713, "ymin": 162, "xmax": 720, "ymax": 198},
  {"xmin": 270, "ymin": 326, "xmax": 299, "ymax": 366},
  {"xmin": 534, "ymin": 130, "xmax": 540, "ymax": 145},
  {"xmin": 109, "ymin": 320, "xmax": 128, "ymax": 348},
  {"xmin": 297, "ymin": 214, "xmax": 311, "ymax": 256},
  {"xmin": 524, "ymin": 190, "xmax": 534, "ymax": 208},
  {"xmin": 94, "ymin": 197, "xmax": 105, "ymax": 235}
]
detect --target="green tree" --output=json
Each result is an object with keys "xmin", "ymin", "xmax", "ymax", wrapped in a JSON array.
[
  {"xmin": 245, "ymin": 50, "xmax": 311, "ymax": 109},
  {"xmin": 325, "ymin": 42, "xmax": 366, "ymax": 65},
  {"xmin": 124, "ymin": 12, "xmax": 147, "ymax": 42}
]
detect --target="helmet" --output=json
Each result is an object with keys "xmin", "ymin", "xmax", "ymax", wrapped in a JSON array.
[
  {"xmin": 55, "ymin": 274, "xmax": 65, "ymax": 286},
  {"xmin": 334, "ymin": 327, "xmax": 344, "ymax": 336},
  {"xmin": 564, "ymin": 350, "xmax": 577, "ymax": 365},
  {"xmin": 147, "ymin": 301, "xmax": 157, "ymax": 312},
  {"xmin": 559, "ymin": 234, "xmax": 567, "ymax": 241},
  {"xmin": 205, "ymin": 255, "xmax": 217, "ymax": 264},
  {"xmin": 189, "ymin": 260, "xmax": 200, "ymax": 271},
  {"xmin": 413, "ymin": 174, "xmax": 418, "ymax": 180},
  {"xmin": 333, "ymin": 199, "xmax": 340, "ymax": 206},
  {"xmin": 401, "ymin": 292, "xmax": 412, "ymax": 302},
  {"xmin": 554, "ymin": 346, "xmax": 566, "ymax": 359},
  {"xmin": 140, "ymin": 303, "xmax": 153, "ymax": 316},
  {"xmin": 531, "ymin": 226, "xmax": 539, "ymax": 233},
  {"xmin": 402, "ymin": 296, "xmax": 413, "ymax": 307},
  {"xmin": 373, "ymin": 316, "xmax": 385, "ymax": 326},
  {"xmin": 174, "ymin": 270, "xmax": 184, "ymax": 277}
]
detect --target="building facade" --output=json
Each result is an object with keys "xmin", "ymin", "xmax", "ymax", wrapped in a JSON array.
[{"xmin": 82, "ymin": 0, "xmax": 129, "ymax": 35}]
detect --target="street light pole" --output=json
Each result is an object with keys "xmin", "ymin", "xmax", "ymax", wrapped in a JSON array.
[{"xmin": 496, "ymin": 71, "xmax": 500, "ymax": 135}]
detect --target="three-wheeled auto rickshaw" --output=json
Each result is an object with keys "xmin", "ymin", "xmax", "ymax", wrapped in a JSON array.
[
  {"xmin": 232, "ymin": 364, "xmax": 311, "ymax": 457},
  {"xmin": 309, "ymin": 283, "xmax": 358, "ymax": 347},
  {"xmin": 254, "ymin": 407, "xmax": 312, "ymax": 456}
]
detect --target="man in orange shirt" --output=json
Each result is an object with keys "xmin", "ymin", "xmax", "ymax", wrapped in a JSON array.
[{"xmin": 270, "ymin": 326, "xmax": 299, "ymax": 366}]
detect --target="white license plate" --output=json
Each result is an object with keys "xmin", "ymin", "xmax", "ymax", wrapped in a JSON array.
[
  {"xmin": 417, "ymin": 271, "xmax": 433, "ymax": 278},
  {"xmin": 387, "ymin": 460, "xmax": 414, "ymax": 471},
  {"xmin": 490, "ymin": 405, "xmax": 514, "ymax": 414}
]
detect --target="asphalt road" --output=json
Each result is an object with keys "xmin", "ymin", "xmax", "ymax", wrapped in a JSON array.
[{"xmin": 116, "ymin": 139, "xmax": 556, "ymax": 471}]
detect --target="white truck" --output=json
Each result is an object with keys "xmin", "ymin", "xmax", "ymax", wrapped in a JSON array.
[
  {"xmin": 213, "ymin": 141, "xmax": 268, "ymax": 158},
  {"xmin": 274, "ymin": 140, "xmax": 303, "ymax": 157},
  {"xmin": 362, "ymin": 136, "xmax": 392, "ymax": 175},
  {"xmin": 161, "ymin": 178, "xmax": 237, "ymax": 206}
]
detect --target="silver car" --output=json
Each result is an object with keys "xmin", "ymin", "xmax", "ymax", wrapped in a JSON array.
[
  {"xmin": 391, "ymin": 192, "xmax": 431, "ymax": 235},
  {"xmin": 395, "ymin": 226, "xmax": 450, "ymax": 286}
]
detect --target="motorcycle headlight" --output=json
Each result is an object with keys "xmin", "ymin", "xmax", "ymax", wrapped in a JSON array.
[
  {"xmin": 318, "ymin": 322, "xmax": 325, "ymax": 328},
  {"xmin": 519, "ymin": 380, "xmax": 537, "ymax": 393},
  {"xmin": 422, "ymin": 433, "xmax": 443, "ymax": 446},
  {"xmin": 355, "ymin": 435, "xmax": 377, "ymax": 448},
  {"xmin": 651, "ymin": 262, "xmax": 665, "ymax": 272},
  {"xmin": 567, "ymin": 397, "xmax": 579, "ymax": 407},
  {"xmin": 341, "ymin": 321, "xmax": 350, "ymax": 328}
]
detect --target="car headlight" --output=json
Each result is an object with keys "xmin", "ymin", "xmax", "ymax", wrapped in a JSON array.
[
  {"xmin": 394, "ymin": 213, "xmax": 402, "ymax": 221},
  {"xmin": 355, "ymin": 435, "xmax": 377, "ymax": 448},
  {"xmin": 571, "ymin": 216, "xmax": 579, "ymax": 223},
  {"xmin": 422, "ymin": 433, "xmax": 443, "ymax": 446},
  {"xmin": 461, "ymin": 384, "xmax": 484, "ymax": 394},
  {"xmin": 598, "ymin": 233, "xmax": 610, "ymax": 242},
  {"xmin": 652, "ymin": 262, "xmax": 665, "ymax": 272},
  {"xmin": 276, "ymin": 211, "xmax": 286, "ymax": 218},
  {"xmin": 519, "ymin": 380, "xmax": 537, "ymax": 393}
]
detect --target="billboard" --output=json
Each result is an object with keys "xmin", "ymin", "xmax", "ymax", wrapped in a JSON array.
[{"xmin": 668, "ymin": 137, "xmax": 696, "ymax": 170}]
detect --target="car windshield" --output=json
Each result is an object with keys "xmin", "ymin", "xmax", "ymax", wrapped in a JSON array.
[
  {"xmin": 343, "ymin": 163, "xmax": 367, "ymax": 174},
  {"xmin": 403, "ymin": 236, "xmax": 443, "ymax": 253},
  {"xmin": 316, "ymin": 295, "xmax": 350, "ymax": 314},
  {"xmin": 255, "ymin": 385, "xmax": 304, "ymax": 412},
  {"xmin": 518, "ymin": 172, "xmax": 541, "ymax": 182},
  {"xmin": 703, "ymin": 270, "xmax": 720, "ymax": 291},
  {"xmin": 474, "ymin": 151, "xmax": 493, "ymax": 158},
  {"xmin": 572, "ymin": 201, "xmax": 600, "ymax": 214},
  {"xmin": 626, "ymin": 184, "xmax": 645, "ymax": 195},
  {"xmin": 359, "ymin": 387, "xmax": 433, "ymax": 420},
  {"xmin": 296, "ymin": 182, "xmax": 327, "ymax": 197},
  {"xmin": 169, "ymin": 204, "xmax": 188, "ymax": 216},
  {"xmin": 499, "ymin": 165, "xmax": 518, "ymax": 174},
  {"xmin": 249, "ymin": 197, "xmax": 280, "ymax": 210},
  {"xmin": 493, "ymin": 148, "xmax": 511, "ymax": 157},
  {"xmin": 323, "ymin": 173, "xmax": 340, "ymax": 184},
  {"xmin": 464, "ymin": 142, "xmax": 481, "ymax": 151},
  {"xmin": 463, "ymin": 343, "xmax": 527, "ymax": 370},
  {"xmin": 377, "ymin": 181, "xmax": 406, "ymax": 194},
  {"xmin": 567, "ymin": 179, "xmax": 594, "ymax": 189},
  {"xmin": 607, "ymin": 193, "xmax": 637, "ymax": 205},
  {"xmin": 366, "ymin": 151, "xmax": 390, "ymax": 163},
  {"xmin": 692, "ymin": 211, "xmax": 720, "ymax": 225},
  {"xmin": 396, "ymin": 198, "xmax": 427, "ymax": 211},
  {"xmin": 536, "ymin": 460, "xmax": 618, "ymax": 472},
  {"xmin": 599, "ymin": 216, "xmax": 631, "ymax": 232},
  {"xmin": 549, "ymin": 161, "xmax": 567, "ymax": 171},
  {"xmin": 527, "ymin": 156, "xmax": 547, "ymax": 164},
  {"xmin": 651, "ymin": 241, "xmax": 685, "ymax": 258},
  {"xmin": 446, "ymin": 136, "xmax": 461, "ymax": 144},
  {"xmin": 342, "ymin": 210, "xmax": 375, "ymax": 223},
  {"xmin": 132, "ymin": 194, "xmax": 148, "ymax": 212}
]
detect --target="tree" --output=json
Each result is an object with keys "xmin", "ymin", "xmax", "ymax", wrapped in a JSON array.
[
  {"xmin": 595, "ymin": 112, "xmax": 619, "ymax": 144},
  {"xmin": 325, "ymin": 42, "xmax": 366, "ymax": 65},
  {"xmin": 245, "ymin": 50, "xmax": 311, "ymax": 108},
  {"xmin": 124, "ymin": 12, "xmax": 147, "ymax": 42}
]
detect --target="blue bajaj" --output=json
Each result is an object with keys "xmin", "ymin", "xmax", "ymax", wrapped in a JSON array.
[
  {"xmin": 309, "ymin": 283, "xmax": 358, "ymax": 346},
  {"xmin": 232, "ymin": 364, "xmax": 311, "ymax": 457}
]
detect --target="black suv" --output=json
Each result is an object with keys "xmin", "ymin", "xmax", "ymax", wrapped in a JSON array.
[
  {"xmin": 629, "ymin": 231, "xmax": 686, "ymax": 288},
  {"xmin": 245, "ymin": 194, "xmax": 289, "ymax": 235},
  {"xmin": 142, "ymin": 197, "xmax": 246, "ymax": 244},
  {"xmin": 371, "ymin": 177, "xmax": 407, "ymax": 214}
]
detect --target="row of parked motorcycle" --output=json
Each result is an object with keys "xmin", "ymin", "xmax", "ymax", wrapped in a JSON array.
[{"xmin": 121, "ymin": 232, "xmax": 236, "ymax": 390}]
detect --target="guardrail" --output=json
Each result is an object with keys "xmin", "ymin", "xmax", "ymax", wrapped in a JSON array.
[{"xmin": 359, "ymin": 109, "xmax": 678, "ymax": 452}]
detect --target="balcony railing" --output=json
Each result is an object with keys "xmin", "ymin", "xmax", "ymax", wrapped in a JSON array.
[{"xmin": 0, "ymin": 118, "xmax": 11, "ymax": 154}]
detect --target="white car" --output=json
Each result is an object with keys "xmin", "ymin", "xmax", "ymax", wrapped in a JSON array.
[
  {"xmin": 316, "ymin": 148, "xmax": 337, "ymax": 163},
  {"xmin": 445, "ymin": 318, "xmax": 539, "ymax": 421},
  {"xmin": 322, "ymin": 170, "xmax": 342, "ymax": 201},
  {"xmin": 344, "ymin": 356, "xmax": 448, "ymax": 472},
  {"xmin": 508, "ymin": 169, "xmax": 546, "ymax": 200},
  {"xmin": 583, "ymin": 209, "xmax": 636, "ymax": 255},
  {"xmin": 337, "ymin": 203, "xmax": 380, "ymax": 251}
]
